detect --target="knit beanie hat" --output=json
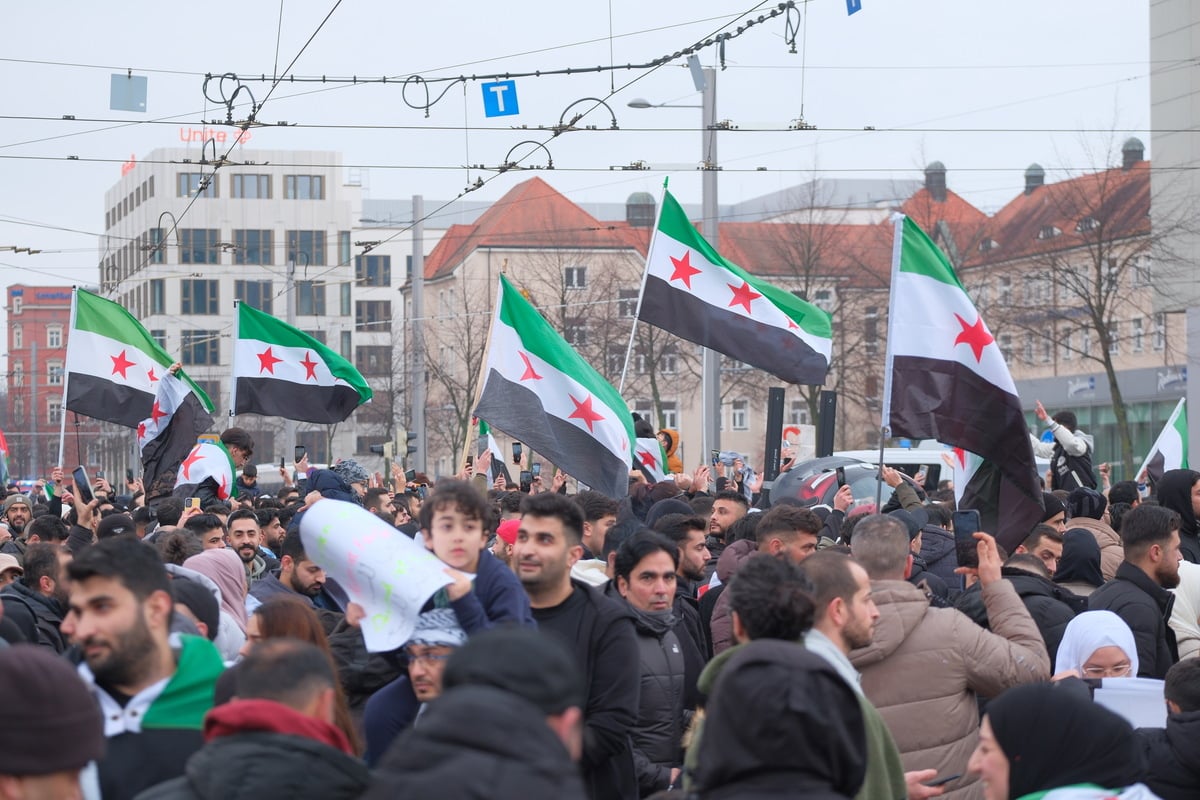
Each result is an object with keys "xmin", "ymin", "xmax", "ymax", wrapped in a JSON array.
[
  {"xmin": 0, "ymin": 646, "xmax": 105, "ymax": 775},
  {"xmin": 1041, "ymin": 492, "xmax": 1066, "ymax": 522},
  {"xmin": 496, "ymin": 518, "xmax": 520, "ymax": 546},
  {"xmin": 331, "ymin": 459, "xmax": 370, "ymax": 486},
  {"xmin": 1067, "ymin": 487, "xmax": 1107, "ymax": 521},
  {"xmin": 2, "ymin": 495, "xmax": 31, "ymax": 515}
]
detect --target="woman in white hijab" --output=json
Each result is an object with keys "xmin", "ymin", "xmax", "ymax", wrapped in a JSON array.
[{"xmin": 1053, "ymin": 610, "xmax": 1138, "ymax": 680}]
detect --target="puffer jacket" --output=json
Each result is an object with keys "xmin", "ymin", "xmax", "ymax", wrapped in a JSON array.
[
  {"xmin": 1064, "ymin": 516, "xmax": 1123, "ymax": 581},
  {"xmin": 659, "ymin": 428, "xmax": 684, "ymax": 475},
  {"xmin": 919, "ymin": 525, "xmax": 961, "ymax": 591},
  {"xmin": 1134, "ymin": 709, "xmax": 1200, "ymax": 800},
  {"xmin": 953, "ymin": 568, "xmax": 1086, "ymax": 665},
  {"xmin": 1089, "ymin": 561, "xmax": 1179, "ymax": 679},
  {"xmin": 628, "ymin": 604, "xmax": 687, "ymax": 796},
  {"xmin": 849, "ymin": 579, "xmax": 1050, "ymax": 799},
  {"xmin": 708, "ymin": 539, "xmax": 759, "ymax": 655}
]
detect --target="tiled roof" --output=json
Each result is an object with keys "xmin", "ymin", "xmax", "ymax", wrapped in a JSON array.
[
  {"xmin": 421, "ymin": 178, "xmax": 646, "ymax": 280},
  {"xmin": 900, "ymin": 188, "xmax": 990, "ymax": 265},
  {"xmin": 717, "ymin": 221, "xmax": 894, "ymax": 289}
]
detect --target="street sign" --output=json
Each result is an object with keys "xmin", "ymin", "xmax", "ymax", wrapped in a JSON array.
[
  {"xmin": 847, "ymin": 0, "xmax": 862, "ymax": 14},
  {"xmin": 481, "ymin": 80, "xmax": 520, "ymax": 117}
]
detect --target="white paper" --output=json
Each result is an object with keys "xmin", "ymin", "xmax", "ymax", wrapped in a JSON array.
[
  {"xmin": 300, "ymin": 499, "xmax": 453, "ymax": 652},
  {"xmin": 1093, "ymin": 677, "xmax": 1167, "ymax": 729}
]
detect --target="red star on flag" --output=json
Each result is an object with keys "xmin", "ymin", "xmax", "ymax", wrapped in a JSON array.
[
  {"xmin": 727, "ymin": 281, "xmax": 762, "ymax": 314},
  {"xmin": 787, "ymin": 319, "xmax": 799, "ymax": 331},
  {"xmin": 518, "ymin": 352, "xmax": 543, "ymax": 382},
  {"xmin": 218, "ymin": 473, "xmax": 230, "ymax": 500},
  {"xmin": 953, "ymin": 313, "xmax": 994, "ymax": 362},
  {"xmin": 257, "ymin": 347, "xmax": 283, "ymax": 374},
  {"xmin": 300, "ymin": 351, "xmax": 319, "ymax": 381},
  {"xmin": 638, "ymin": 450, "xmax": 658, "ymax": 468},
  {"xmin": 137, "ymin": 422, "xmax": 146, "ymax": 440},
  {"xmin": 147, "ymin": 367, "xmax": 158, "ymax": 383},
  {"xmin": 110, "ymin": 349, "xmax": 135, "ymax": 379},
  {"xmin": 954, "ymin": 447, "xmax": 967, "ymax": 470},
  {"xmin": 149, "ymin": 401, "xmax": 168, "ymax": 425},
  {"xmin": 669, "ymin": 251, "xmax": 702, "ymax": 289},
  {"xmin": 180, "ymin": 447, "xmax": 204, "ymax": 481},
  {"xmin": 567, "ymin": 394, "xmax": 605, "ymax": 433}
]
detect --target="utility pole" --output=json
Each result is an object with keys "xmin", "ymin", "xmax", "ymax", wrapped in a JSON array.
[
  {"xmin": 30, "ymin": 339, "xmax": 38, "ymax": 478},
  {"xmin": 410, "ymin": 195, "xmax": 427, "ymax": 474},
  {"xmin": 700, "ymin": 66, "xmax": 721, "ymax": 465},
  {"xmin": 284, "ymin": 259, "xmax": 297, "ymax": 461}
]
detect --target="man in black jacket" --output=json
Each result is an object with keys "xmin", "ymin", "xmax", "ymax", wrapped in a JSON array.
[
  {"xmin": 513, "ymin": 492, "xmax": 639, "ymax": 800},
  {"xmin": 0, "ymin": 543, "xmax": 69, "ymax": 652},
  {"xmin": 1089, "ymin": 504, "xmax": 1182, "ymax": 678},
  {"xmin": 136, "ymin": 639, "xmax": 368, "ymax": 800},
  {"xmin": 1135, "ymin": 658, "xmax": 1200, "ymax": 800}
]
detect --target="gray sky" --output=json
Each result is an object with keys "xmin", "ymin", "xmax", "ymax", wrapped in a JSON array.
[{"xmin": 1, "ymin": 0, "xmax": 1150, "ymax": 331}]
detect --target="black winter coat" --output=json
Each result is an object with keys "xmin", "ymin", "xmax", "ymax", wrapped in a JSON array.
[
  {"xmin": 1089, "ymin": 562, "xmax": 1179, "ymax": 679},
  {"xmin": 364, "ymin": 685, "xmax": 587, "ymax": 800},
  {"xmin": 134, "ymin": 731, "xmax": 368, "ymax": 800},
  {"xmin": 1134, "ymin": 709, "xmax": 1200, "ymax": 800},
  {"xmin": 0, "ymin": 581, "xmax": 66, "ymax": 652},
  {"xmin": 918, "ymin": 525, "xmax": 961, "ymax": 591},
  {"xmin": 954, "ymin": 569, "xmax": 1084, "ymax": 665}
]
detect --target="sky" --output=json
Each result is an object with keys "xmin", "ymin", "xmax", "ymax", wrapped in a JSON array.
[{"xmin": 1, "ymin": 0, "xmax": 1151, "ymax": 327}]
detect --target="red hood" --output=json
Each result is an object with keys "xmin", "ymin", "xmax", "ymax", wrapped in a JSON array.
[{"xmin": 204, "ymin": 698, "xmax": 353, "ymax": 755}]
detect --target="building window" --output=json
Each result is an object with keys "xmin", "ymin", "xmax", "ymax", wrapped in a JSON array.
[
  {"xmin": 297, "ymin": 281, "xmax": 327, "ymax": 316},
  {"xmin": 11, "ymin": 362, "xmax": 22, "ymax": 387},
  {"xmin": 565, "ymin": 318, "xmax": 588, "ymax": 346},
  {"xmin": 865, "ymin": 376, "xmax": 881, "ymax": 410},
  {"xmin": 731, "ymin": 400, "xmax": 749, "ymax": 431},
  {"xmin": 285, "ymin": 175, "xmax": 325, "ymax": 200},
  {"xmin": 1132, "ymin": 318, "xmax": 1144, "ymax": 353},
  {"xmin": 181, "ymin": 279, "xmax": 219, "ymax": 315},
  {"xmin": 1023, "ymin": 333, "xmax": 1034, "ymax": 364},
  {"xmin": 12, "ymin": 325, "xmax": 21, "ymax": 349},
  {"xmin": 355, "ymin": 301, "xmax": 391, "ymax": 331},
  {"xmin": 234, "ymin": 280, "xmax": 274, "ymax": 314},
  {"xmin": 341, "ymin": 331, "xmax": 352, "ymax": 359},
  {"xmin": 286, "ymin": 230, "xmax": 327, "ymax": 266},
  {"xmin": 231, "ymin": 174, "xmax": 271, "ymax": 199},
  {"xmin": 618, "ymin": 288, "xmax": 639, "ymax": 318},
  {"xmin": 633, "ymin": 399, "xmax": 653, "ymax": 425},
  {"xmin": 301, "ymin": 330, "xmax": 327, "ymax": 344},
  {"xmin": 564, "ymin": 266, "xmax": 587, "ymax": 289},
  {"xmin": 1080, "ymin": 327, "xmax": 1091, "ymax": 358},
  {"xmin": 150, "ymin": 329, "xmax": 167, "ymax": 349},
  {"xmin": 340, "ymin": 282, "xmax": 351, "ymax": 317},
  {"xmin": 47, "ymin": 360, "xmax": 64, "ymax": 386},
  {"xmin": 150, "ymin": 279, "xmax": 165, "ymax": 314},
  {"xmin": 234, "ymin": 230, "xmax": 273, "ymax": 265},
  {"xmin": 660, "ymin": 400, "xmax": 678, "ymax": 430},
  {"xmin": 194, "ymin": 381, "xmax": 220, "ymax": 410},
  {"xmin": 864, "ymin": 307, "xmax": 879, "ymax": 356},
  {"xmin": 147, "ymin": 228, "xmax": 165, "ymax": 264},
  {"xmin": 1154, "ymin": 313, "xmax": 1166, "ymax": 351},
  {"xmin": 296, "ymin": 431, "xmax": 328, "ymax": 463},
  {"xmin": 998, "ymin": 277, "xmax": 1012, "ymax": 305},
  {"xmin": 355, "ymin": 255, "xmax": 391, "ymax": 287},
  {"xmin": 812, "ymin": 289, "xmax": 834, "ymax": 312},
  {"xmin": 181, "ymin": 330, "xmax": 220, "ymax": 365},
  {"xmin": 46, "ymin": 325, "xmax": 63, "ymax": 349},
  {"xmin": 47, "ymin": 399, "xmax": 62, "ymax": 425},
  {"xmin": 1132, "ymin": 255, "xmax": 1151, "ymax": 287},
  {"xmin": 1041, "ymin": 329, "xmax": 1052, "ymax": 363},
  {"xmin": 1061, "ymin": 329, "xmax": 1073, "ymax": 361},
  {"xmin": 177, "ymin": 172, "xmax": 217, "ymax": 198},
  {"xmin": 789, "ymin": 400, "xmax": 810, "ymax": 426},
  {"xmin": 180, "ymin": 229, "xmax": 220, "ymax": 264},
  {"xmin": 11, "ymin": 296, "xmax": 22, "ymax": 315},
  {"xmin": 339, "ymin": 231, "xmax": 351, "ymax": 265},
  {"xmin": 1108, "ymin": 322, "xmax": 1120, "ymax": 355},
  {"xmin": 355, "ymin": 346, "xmax": 393, "ymax": 376}
]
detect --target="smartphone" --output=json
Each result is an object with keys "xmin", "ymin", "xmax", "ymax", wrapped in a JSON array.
[
  {"xmin": 923, "ymin": 774, "xmax": 962, "ymax": 788},
  {"xmin": 710, "ymin": 449, "xmax": 720, "ymax": 466},
  {"xmin": 512, "ymin": 442, "xmax": 523, "ymax": 464},
  {"xmin": 294, "ymin": 445, "xmax": 307, "ymax": 462},
  {"xmin": 280, "ymin": 456, "xmax": 285, "ymax": 469},
  {"xmin": 953, "ymin": 509, "xmax": 982, "ymax": 569},
  {"xmin": 835, "ymin": 466, "xmax": 846, "ymax": 488},
  {"xmin": 466, "ymin": 455, "xmax": 474, "ymax": 468},
  {"xmin": 531, "ymin": 463, "xmax": 541, "ymax": 478},
  {"xmin": 187, "ymin": 497, "xmax": 201, "ymax": 511},
  {"xmin": 520, "ymin": 470, "xmax": 533, "ymax": 492},
  {"xmin": 405, "ymin": 468, "xmax": 416, "ymax": 482},
  {"xmin": 72, "ymin": 466, "xmax": 94, "ymax": 504},
  {"xmin": 125, "ymin": 468, "xmax": 134, "ymax": 482}
]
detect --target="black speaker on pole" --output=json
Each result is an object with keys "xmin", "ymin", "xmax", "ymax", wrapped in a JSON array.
[
  {"xmin": 762, "ymin": 387, "xmax": 786, "ymax": 483},
  {"xmin": 816, "ymin": 390, "xmax": 837, "ymax": 458}
]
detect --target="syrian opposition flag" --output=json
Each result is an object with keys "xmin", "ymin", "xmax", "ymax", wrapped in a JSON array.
[
  {"xmin": 474, "ymin": 275, "xmax": 635, "ymax": 499},
  {"xmin": 637, "ymin": 189, "xmax": 833, "ymax": 386},
  {"xmin": 174, "ymin": 440, "xmax": 236, "ymax": 501},
  {"xmin": 883, "ymin": 215, "xmax": 1042, "ymax": 552},
  {"xmin": 635, "ymin": 437, "xmax": 669, "ymax": 482},
  {"xmin": 139, "ymin": 372, "xmax": 214, "ymax": 499},
  {"xmin": 232, "ymin": 303, "xmax": 372, "ymax": 423},
  {"xmin": 0, "ymin": 428, "xmax": 9, "ymax": 487},
  {"xmin": 1137, "ymin": 398, "xmax": 1188, "ymax": 483},
  {"xmin": 65, "ymin": 289, "xmax": 214, "ymax": 428}
]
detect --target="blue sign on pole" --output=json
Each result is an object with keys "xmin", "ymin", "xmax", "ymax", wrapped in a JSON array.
[
  {"xmin": 481, "ymin": 81, "xmax": 520, "ymax": 117},
  {"xmin": 846, "ymin": 0, "xmax": 862, "ymax": 14}
]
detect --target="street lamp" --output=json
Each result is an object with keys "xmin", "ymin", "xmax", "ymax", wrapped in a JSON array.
[{"xmin": 628, "ymin": 66, "xmax": 722, "ymax": 464}]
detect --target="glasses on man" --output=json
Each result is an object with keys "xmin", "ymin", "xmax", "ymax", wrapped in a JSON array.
[{"xmin": 1080, "ymin": 662, "xmax": 1133, "ymax": 679}]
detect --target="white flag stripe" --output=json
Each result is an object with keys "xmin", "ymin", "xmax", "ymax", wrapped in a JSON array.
[
  {"xmin": 1136, "ymin": 398, "xmax": 1187, "ymax": 479},
  {"xmin": 889, "ymin": 271, "xmax": 1018, "ymax": 395},
  {"xmin": 487, "ymin": 319, "xmax": 629, "ymax": 464},
  {"xmin": 65, "ymin": 328, "xmax": 164, "ymax": 394},
  {"xmin": 234, "ymin": 338, "xmax": 350, "ymax": 388},
  {"xmin": 646, "ymin": 229, "xmax": 833, "ymax": 361}
]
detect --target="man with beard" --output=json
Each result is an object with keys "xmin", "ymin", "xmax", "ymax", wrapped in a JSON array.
[
  {"xmin": 61, "ymin": 537, "xmax": 224, "ymax": 799},
  {"xmin": 512, "ymin": 492, "xmax": 639, "ymax": 800},
  {"xmin": 803, "ymin": 551, "xmax": 946, "ymax": 800},
  {"xmin": 0, "ymin": 495, "xmax": 34, "ymax": 563},
  {"xmin": 226, "ymin": 509, "xmax": 277, "ymax": 584},
  {"xmin": 1089, "ymin": 503, "xmax": 1183, "ymax": 678},
  {"xmin": 653, "ymin": 513, "xmax": 712, "ymax": 658},
  {"xmin": 1, "ymin": 543, "xmax": 70, "ymax": 652},
  {"xmin": 249, "ymin": 529, "xmax": 331, "ymax": 608},
  {"xmin": 256, "ymin": 508, "xmax": 286, "ymax": 559}
]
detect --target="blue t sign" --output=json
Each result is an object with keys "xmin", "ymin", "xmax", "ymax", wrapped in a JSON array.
[
  {"xmin": 846, "ymin": 0, "xmax": 862, "ymax": 14},
  {"xmin": 481, "ymin": 81, "xmax": 520, "ymax": 117}
]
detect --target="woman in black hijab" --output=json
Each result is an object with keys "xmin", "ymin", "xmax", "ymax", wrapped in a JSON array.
[
  {"xmin": 1154, "ymin": 469, "xmax": 1200, "ymax": 562},
  {"xmin": 1053, "ymin": 529, "xmax": 1106, "ymax": 596},
  {"xmin": 968, "ymin": 681, "xmax": 1146, "ymax": 799}
]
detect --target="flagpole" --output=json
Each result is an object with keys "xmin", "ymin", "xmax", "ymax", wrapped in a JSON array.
[
  {"xmin": 465, "ymin": 279, "xmax": 506, "ymax": 472},
  {"xmin": 618, "ymin": 177, "xmax": 670, "ymax": 395},
  {"xmin": 228, "ymin": 300, "xmax": 240, "ymax": 417},
  {"xmin": 1135, "ymin": 396, "xmax": 1186, "ymax": 481},
  {"xmin": 876, "ymin": 214, "xmax": 906, "ymax": 509},
  {"xmin": 57, "ymin": 287, "xmax": 78, "ymax": 467}
]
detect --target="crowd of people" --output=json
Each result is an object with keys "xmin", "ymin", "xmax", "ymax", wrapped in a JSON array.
[{"xmin": 0, "ymin": 412, "xmax": 1197, "ymax": 800}]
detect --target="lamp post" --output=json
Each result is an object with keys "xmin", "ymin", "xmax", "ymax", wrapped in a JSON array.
[{"xmin": 628, "ymin": 66, "xmax": 721, "ymax": 465}]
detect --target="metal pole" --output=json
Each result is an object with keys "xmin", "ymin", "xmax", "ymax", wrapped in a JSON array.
[
  {"xmin": 283, "ymin": 260, "xmax": 297, "ymax": 460},
  {"xmin": 700, "ymin": 66, "xmax": 721, "ymax": 468},
  {"xmin": 31, "ymin": 339, "xmax": 39, "ymax": 477},
  {"xmin": 410, "ymin": 195, "xmax": 427, "ymax": 474}
]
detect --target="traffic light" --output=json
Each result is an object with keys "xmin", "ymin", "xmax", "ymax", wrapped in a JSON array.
[{"xmin": 405, "ymin": 431, "xmax": 418, "ymax": 457}]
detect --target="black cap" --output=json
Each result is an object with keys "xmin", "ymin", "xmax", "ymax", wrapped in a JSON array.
[
  {"xmin": 171, "ymin": 576, "xmax": 220, "ymax": 642},
  {"xmin": 96, "ymin": 513, "xmax": 136, "ymax": 540},
  {"xmin": 443, "ymin": 628, "xmax": 584, "ymax": 715}
]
